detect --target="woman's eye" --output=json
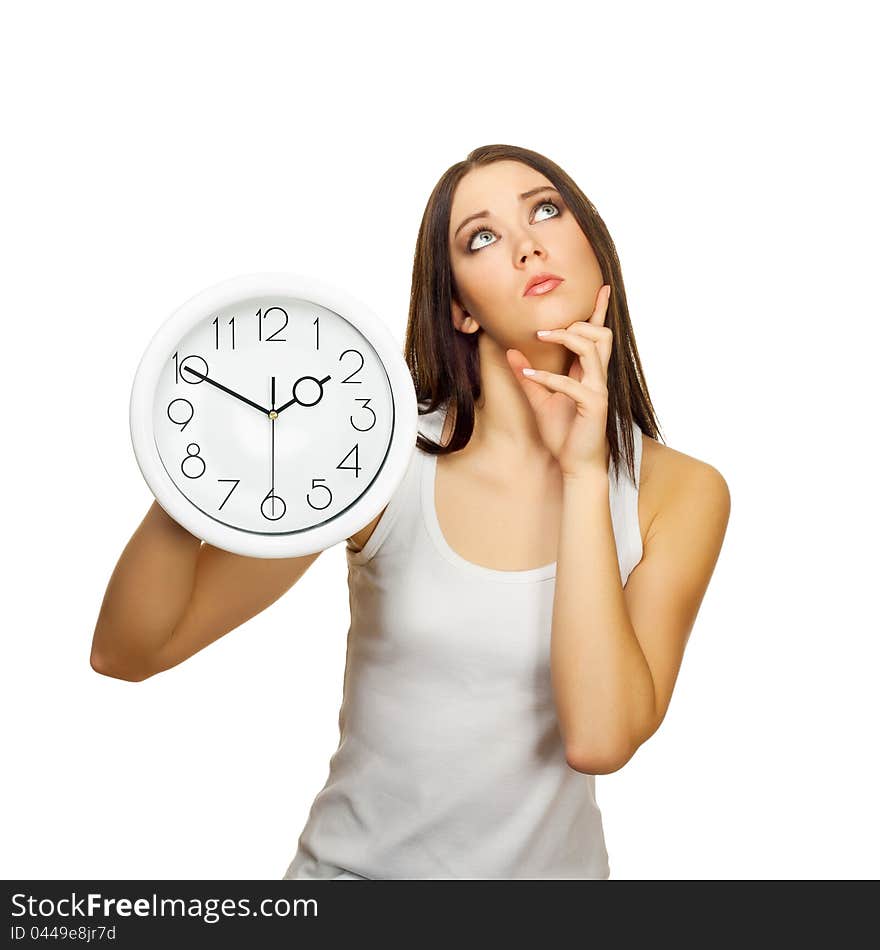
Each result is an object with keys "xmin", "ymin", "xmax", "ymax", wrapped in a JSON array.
[{"xmin": 467, "ymin": 199, "xmax": 561, "ymax": 253}]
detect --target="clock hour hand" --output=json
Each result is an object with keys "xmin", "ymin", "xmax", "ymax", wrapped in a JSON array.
[
  {"xmin": 275, "ymin": 374, "xmax": 332, "ymax": 415},
  {"xmin": 182, "ymin": 366, "xmax": 271, "ymax": 416}
]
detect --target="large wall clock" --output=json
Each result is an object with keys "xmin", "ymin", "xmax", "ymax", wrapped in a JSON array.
[{"xmin": 130, "ymin": 272, "xmax": 417, "ymax": 558}]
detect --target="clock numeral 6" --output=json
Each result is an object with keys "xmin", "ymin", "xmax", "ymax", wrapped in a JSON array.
[
  {"xmin": 181, "ymin": 443, "xmax": 205, "ymax": 479},
  {"xmin": 306, "ymin": 478, "xmax": 333, "ymax": 511},
  {"xmin": 167, "ymin": 398, "xmax": 194, "ymax": 432},
  {"xmin": 261, "ymin": 488, "xmax": 287, "ymax": 521}
]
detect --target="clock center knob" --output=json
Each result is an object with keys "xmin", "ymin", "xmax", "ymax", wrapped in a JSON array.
[{"xmin": 269, "ymin": 410, "xmax": 278, "ymax": 420}]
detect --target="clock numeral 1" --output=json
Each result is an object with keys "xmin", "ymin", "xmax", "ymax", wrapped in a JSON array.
[
  {"xmin": 213, "ymin": 315, "xmax": 236, "ymax": 350},
  {"xmin": 181, "ymin": 443, "xmax": 206, "ymax": 479}
]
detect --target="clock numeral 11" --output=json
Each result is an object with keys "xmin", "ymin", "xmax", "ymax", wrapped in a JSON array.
[{"xmin": 212, "ymin": 315, "xmax": 236, "ymax": 350}]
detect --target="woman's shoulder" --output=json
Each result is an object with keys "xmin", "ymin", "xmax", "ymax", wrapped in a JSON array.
[{"xmin": 639, "ymin": 431, "xmax": 730, "ymax": 542}]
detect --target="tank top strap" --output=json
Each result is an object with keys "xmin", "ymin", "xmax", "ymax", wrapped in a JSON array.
[{"xmin": 345, "ymin": 402, "xmax": 445, "ymax": 567}]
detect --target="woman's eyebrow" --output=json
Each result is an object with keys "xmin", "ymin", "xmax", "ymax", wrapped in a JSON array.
[{"xmin": 453, "ymin": 186, "xmax": 560, "ymax": 239}]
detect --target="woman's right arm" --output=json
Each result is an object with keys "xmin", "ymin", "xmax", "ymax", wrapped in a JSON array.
[{"xmin": 89, "ymin": 500, "xmax": 323, "ymax": 682}]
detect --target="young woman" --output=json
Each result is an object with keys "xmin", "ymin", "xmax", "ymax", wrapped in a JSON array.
[{"xmin": 91, "ymin": 143, "xmax": 730, "ymax": 880}]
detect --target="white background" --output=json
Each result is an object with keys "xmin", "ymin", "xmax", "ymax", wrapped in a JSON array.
[{"xmin": 3, "ymin": 1, "xmax": 877, "ymax": 880}]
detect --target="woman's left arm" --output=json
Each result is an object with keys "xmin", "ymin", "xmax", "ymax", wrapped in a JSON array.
[
  {"xmin": 552, "ymin": 460, "xmax": 730, "ymax": 774},
  {"xmin": 506, "ymin": 284, "xmax": 731, "ymax": 775}
]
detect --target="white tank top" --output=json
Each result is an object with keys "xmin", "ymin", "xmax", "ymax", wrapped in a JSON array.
[{"xmin": 283, "ymin": 400, "xmax": 644, "ymax": 880}]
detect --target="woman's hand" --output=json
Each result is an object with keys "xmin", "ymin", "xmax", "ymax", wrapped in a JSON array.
[{"xmin": 505, "ymin": 284, "xmax": 613, "ymax": 479}]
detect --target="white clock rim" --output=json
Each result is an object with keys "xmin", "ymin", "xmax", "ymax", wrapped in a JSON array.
[{"xmin": 129, "ymin": 271, "xmax": 417, "ymax": 559}]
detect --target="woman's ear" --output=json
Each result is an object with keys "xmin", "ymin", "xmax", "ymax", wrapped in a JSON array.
[{"xmin": 451, "ymin": 295, "xmax": 481, "ymax": 335}]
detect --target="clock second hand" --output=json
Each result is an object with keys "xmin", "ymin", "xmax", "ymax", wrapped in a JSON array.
[{"xmin": 270, "ymin": 376, "xmax": 276, "ymax": 518}]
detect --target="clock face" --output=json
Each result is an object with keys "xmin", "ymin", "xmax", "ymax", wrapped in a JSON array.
[{"xmin": 151, "ymin": 294, "xmax": 394, "ymax": 535}]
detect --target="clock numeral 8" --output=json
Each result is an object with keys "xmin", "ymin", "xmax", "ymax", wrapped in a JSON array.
[{"xmin": 181, "ymin": 443, "xmax": 206, "ymax": 479}]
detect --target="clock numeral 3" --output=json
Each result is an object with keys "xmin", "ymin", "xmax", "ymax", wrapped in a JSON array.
[
  {"xmin": 181, "ymin": 443, "xmax": 206, "ymax": 479},
  {"xmin": 351, "ymin": 398, "xmax": 376, "ymax": 432}
]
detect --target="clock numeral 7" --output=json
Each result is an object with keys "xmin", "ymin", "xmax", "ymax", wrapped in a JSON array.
[{"xmin": 218, "ymin": 478, "xmax": 240, "ymax": 511}]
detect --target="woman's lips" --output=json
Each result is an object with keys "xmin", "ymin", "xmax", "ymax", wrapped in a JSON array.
[{"xmin": 524, "ymin": 278, "xmax": 564, "ymax": 297}]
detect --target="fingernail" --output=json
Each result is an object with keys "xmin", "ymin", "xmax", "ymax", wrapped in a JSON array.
[
  {"xmin": 536, "ymin": 329, "xmax": 551, "ymax": 337},
  {"xmin": 522, "ymin": 367, "xmax": 537, "ymax": 376}
]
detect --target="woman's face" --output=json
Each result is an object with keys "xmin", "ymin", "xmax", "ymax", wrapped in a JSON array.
[{"xmin": 447, "ymin": 160, "xmax": 605, "ymax": 348}]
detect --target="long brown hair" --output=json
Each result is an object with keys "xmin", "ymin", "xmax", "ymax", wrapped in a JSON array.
[{"xmin": 404, "ymin": 143, "xmax": 663, "ymax": 487}]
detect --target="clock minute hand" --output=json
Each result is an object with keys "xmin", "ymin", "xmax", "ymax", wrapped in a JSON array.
[{"xmin": 182, "ymin": 366, "xmax": 270, "ymax": 415}]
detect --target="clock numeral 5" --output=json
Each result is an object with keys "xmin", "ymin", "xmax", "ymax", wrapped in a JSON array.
[
  {"xmin": 306, "ymin": 478, "xmax": 333, "ymax": 511},
  {"xmin": 181, "ymin": 443, "xmax": 205, "ymax": 479}
]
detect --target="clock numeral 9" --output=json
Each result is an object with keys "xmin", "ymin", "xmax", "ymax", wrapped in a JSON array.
[
  {"xmin": 167, "ymin": 398, "xmax": 194, "ymax": 432},
  {"xmin": 181, "ymin": 443, "xmax": 206, "ymax": 479}
]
